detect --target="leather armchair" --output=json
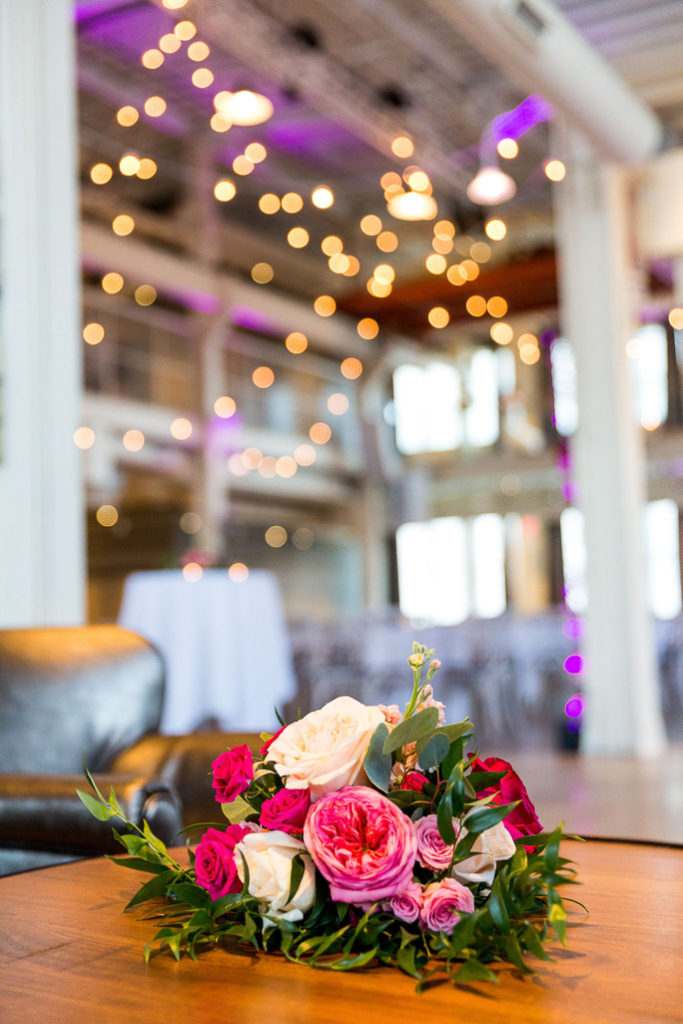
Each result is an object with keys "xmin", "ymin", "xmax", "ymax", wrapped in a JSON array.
[{"xmin": 0, "ymin": 625, "xmax": 184, "ymax": 876}]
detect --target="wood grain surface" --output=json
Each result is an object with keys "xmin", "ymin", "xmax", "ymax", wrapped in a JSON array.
[{"xmin": 1, "ymin": 840, "xmax": 682, "ymax": 1024}]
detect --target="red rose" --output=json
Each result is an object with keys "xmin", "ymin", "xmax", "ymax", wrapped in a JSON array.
[
  {"xmin": 258, "ymin": 786, "xmax": 311, "ymax": 835},
  {"xmin": 400, "ymin": 771, "xmax": 429, "ymax": 793},
  {"xmin": 469, "ymin": 755, "xmax": 542, "ymax": 843},
  {"xmin": 212, "ymin": 744, "xmax": 254, "ymax": 804},
  {"xmin": 194, "ymin": 824, "xmax": 251, "ymax": 900},
  {"xmin": 260, "ymin": 725, "xmax": 286, "ymax": 758}
]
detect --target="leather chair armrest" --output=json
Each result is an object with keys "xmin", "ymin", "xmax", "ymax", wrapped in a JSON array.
[
  {"xmin": 0, "ymin": 773, "xmax": 183, "ymax": 854},
  {"xmin": 110, "ymin": 732, "xmax": 263, "ymax": 827}
]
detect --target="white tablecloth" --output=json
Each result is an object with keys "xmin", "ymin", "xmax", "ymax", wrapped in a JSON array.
[{"xmin": 118, "ymin": 569, "xmax": 297, "ymax": 733}]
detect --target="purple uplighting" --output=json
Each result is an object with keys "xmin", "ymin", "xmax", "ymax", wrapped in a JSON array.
[
  {"xmin": 230, "ymin": 304, "xmax": 281, "ymax": 336},
  {"xmin": 561, "ymin": 481, "xmax": 577, "ymax": 502},
  {"xmin": 564, "ymin": 654, "xmax": 583, "ymax": 675},
  {"xmin": 490, "ymin": 95, "xmax": 554, "ymax": 144},
  {"xmin": 563, "ymin": 618, "xmax": 583, "ymax": 640},
  {"xmin": 564, "ymin": 694, "xmax": 585, "ymax": 719}
]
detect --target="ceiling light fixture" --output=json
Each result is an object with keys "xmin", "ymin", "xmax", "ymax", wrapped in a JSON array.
[
  {"xmin": 215, "ymin": 89, "xmax": 274, "ymax": 126},
  {"xmin": 386, "ymin": 190, "xmax": 437, "ymax": 221},
  {"xmin": 466, "ymin": 165, "xmax": 517, "ymax": 205}
]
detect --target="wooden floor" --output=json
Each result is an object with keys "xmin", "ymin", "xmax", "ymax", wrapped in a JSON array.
[{"xmin": 496, "ymin": 744, "xmax": 683, "ymax": 845}]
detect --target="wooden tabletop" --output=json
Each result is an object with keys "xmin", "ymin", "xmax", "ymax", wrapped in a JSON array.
[{"xmin": 1, "ymin": 840, "xmax": 682, "ymax": 1024}]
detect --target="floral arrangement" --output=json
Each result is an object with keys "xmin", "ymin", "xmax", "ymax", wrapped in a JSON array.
[{"xmin": 79, "ymin": 643, "xmax": 579, "ymax": 988}]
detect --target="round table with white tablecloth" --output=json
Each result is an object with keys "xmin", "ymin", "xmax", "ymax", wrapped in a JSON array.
[{"xmin": 118, "ymin": 569, "xmax": 296, "ymax": 734}]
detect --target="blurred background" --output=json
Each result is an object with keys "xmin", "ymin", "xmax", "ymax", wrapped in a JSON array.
[{"xmin": 1, "ymin": 0, "xmax": 683, "ymax": 782}]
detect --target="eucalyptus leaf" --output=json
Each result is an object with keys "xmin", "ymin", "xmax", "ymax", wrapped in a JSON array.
[
  {"xmin": 382, "ymin": 706, "xmax": 439, "ymax": 754},
  {"xmin": 363, "ymin": 722, "xmax": 391, "ymax": 791},
  {"xmin": 418, "ymin": 732, "xmax": 450, "ymax": 770}
]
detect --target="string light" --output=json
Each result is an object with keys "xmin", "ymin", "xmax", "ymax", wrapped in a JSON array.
[
  {"xmin": 327, "ymin": 393, "xmax": 349, "ymax": 415},
  {"xmin": 210, "ymin": 113, "xmax": 231, "ymax": 133},
  {"xmin": 470, "ymin": 241, "xmax": 492, "ymax": 263},
  {"xmin": 192, "ymin": 68, "xmax": 214, "ymax": 89},
  {"xmin": 428, "ymin": 307, "xmax": 450, "ymax": 329},
  {"xmin": 102, "ymin": 272, "xmax": 124, "ymax": 294},
  {"xmin": 137, "ymin": 158, "xmax": 157, "ymax": 179},
  {"xmin": 376, "ymin": 230, "xmax": 398, "ymax": 252},
  {"xmin": 116, "ymin": 105, "xmax": 139, "ymax": 126},
  {"xmin": 214, "ymin": 396, "xmax": 237, "ymax": 418},
  {"xmin": 311, "ymin": 186, "xmax": 334, "ymax": 209},
  {"xmin": 170, "ymin": 417, "xmax": 193, "ymax": 440},
  {"xmin": 285, "ymin": 332, "xmax": 308, "ymax": 354},
  {"xmin": 251, "ymin": 262, "xmax": 273, "ymax": 284},
  {"xmin": 357, "ymin": 318, "xmax": 379, "ymax": 340},
  {"xmin": 265, "ymin": 526, "xmax": 288, "ymax": 548},
  {"xmin": 180, "ymin": 512, "xmax": 202, "ymax": 533},
  {"xmin": 245, "ymin": 142, "xmax": 267, "ymax": 163},
  {"xmin": 187, "ymin": 41, "xmax": 210, "ymax": 61},
  {"xmin": 275, "ymin": 457, "xmax": 297, "ymax": 478},
  {"xmin": 119, "ymin": 154, "xmax": 140, "ymax": 176},
  {"xmin": 490, "ymin": 322, "xmax": 514, "ymax": 345},
  {"xmin": 96, "ymin": 505, "xmax": 118, "ymax": 527},
  {"xmin": 329, "ymin": 254, "xmax": 350, "ymax": 274},
  {"xmin": 159, "ymin": 33, "xmax": 181, "ymax": 54},
  {"xmin": 90, "ymin": 163, "xmax": 113, "ymax": 185},
  {"xmin": 83, "ymin": 322, "xmax": 105, "ymax": 345},
  {"xmin": 123, "ymin": 429, "xmax": 145, "ymax": 452},
  {"xmin": 294, "ymin": 444, "xmax": 316, "ymax": 466},
  {"xmin": 487, "ymin": 296, "xmax": 508, "ymax": 318},
  {"xmin": 112, "ymin": 214, "xmax": 135, "ymax": 236},
  {"xmin": 183, "ymin": 562, "xmax": 203, "ymax": 582},
  {"xmin": 134, "ymin": 284, "xmax": 157, "ymax": 306},
  {"xmin": 485, "ymin": 218, "xmax": 507, "ymax": 241},
  {"xmin": 252, "ymin": 366, "xmax": 275, "ymax": 389},
  {"xmin": 228, "ymin": 562, "xmax": 249, "ymax": 582},
  {"xmin": 497, "ymin": 137, "xmax": 519, "ymax": 159},
  {"xmin": 293, "ymin": 528, "xmax": 314, "ymax": 550},
  {"xmin": 391, "ymin": 135, "xmax": 414, "ymax": 158},
  {"xmin": 287, "ymin": 227, "xmax": 309, "ymax": 248},
  {"xmin": 425, "ymin": 253, "xmax": 446, "ymax": 274},
  {"xmin": 465, "ymin": 295, "xmax": 487, "ymax": 317},
  {"xmin": 544, "ymin": 159, "xmax": 566, "ymax": 182},
  {"xmin": 141, "ymin": 49, "xmax": 164, "ymax": 70},
  {"xmin": 447, "ymin": 264, "xmax": 467, "ymax": 286},
  {"xmin": 241, "ymin": 448, "xmax": 262, "ymax": 470},
  {"xmin": 214, "ymin": 179, "xmax": 236, "ymax": 202},
  {"xmin": 259, "ymin": 193, "xmax": 280, "ymax": 214},
  {"xmin": 174, "ymin": 21, "xmax": 196, "ymax": 40},
  {"xmin": 74, "ymin": 426, "xmax": 95, "ymax": 450},
  {"xmin": 321, "ymin": 235, "xmax": 343, "ymax": 256},
  {"xmin": 314, "ymin": 295, "xmax": 336, "ymax": 317},
  {"xmin": 144, "ymin": 96, "xmax": 167, "ymax": 117},
  {"xmin": 341, "ymin": 357, "xmax": 363, "ymax": 379},
  {"xmin": 309, "ymin": 422, "xmax": 332, "ymax": 444},
  {"xmin": 360, "ymin": 214, "xmax": 382, "ymax": 236},
  {"xmin": 668, "ymin": 308, "xmax": 683, "ymax": 330},
  {"xmin": 281, "ymin": 192, "xmax": 303, "ymax": 213}
]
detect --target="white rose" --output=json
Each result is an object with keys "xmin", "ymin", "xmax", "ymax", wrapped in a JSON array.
[
  {"xmin": 235, "ymin": 829, "xmax": 315, "ymax": 928},
  {"xmin": 266, "ymin": 696, "xmax": 385, "ymax": 800},
  {"xmin": 452, "ymin": 820, "xmax": 516, "ymax": 886}
]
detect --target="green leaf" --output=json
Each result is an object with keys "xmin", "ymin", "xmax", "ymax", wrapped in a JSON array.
[
  {"xmin": 107, "ymin": 855, "xmax": 169, "ymax": 875},
  {"xmin": 466, "ymin": 770, "xmax": 506, "ymax": 791},
  {"xmin": 447, "ymin": 912, "xmax": 478, "ymax": 954},
  {"xmin": 454, "ymin": 959, "xmax": 499, "ymax": 985},
  {"xmin": 523, "ymin": 924, "xmax": 552, "ymax": 961},
  {"xmin": 220, "ymin": 795, "xmax": 253, "ymax": 824},
  {"xmin": 286, "ymin": 854, "xmax": 306, "ymax": 906},
  {"xmin": 549, "ymin": 899, "xmax": 567, "ymax": 944},
  {"xmin": 464, "ymin": 801, "xmax": 518, "ymax": 834},
  {"xmin": 170, "ymin": 882, "xmax": 211, "ymax": 909},
  {"xmin": 418, "ymin": 732, "xmax": 450, "ymax": 771},
  {"xmin": 488, "ymin": 875, "xmax": 511, "ymax": 933},
  {"xmin": 436, "ymin": 789, "xmax": 455, "ymax": 845},
  {"xmin": 436, "ymin": 720, "xmax": 473, "ymax": 743},
  {"xmin": 330, "ymin": 947, "xmax": 377, "ymax": 971},
  {"xmin": 544, "ymin": 824, "xmax": 563, "ymax": 872},
  {"xmin": 75, "ymin": 789, "xmax": 114, "ymax": 821},
  {"xmin": 396, "ymin": 943, "xmax": 421, "ymax": 979},
  {"xmin": 166, "ymin": 932, "xmax": 182, "ymax": 961},
  {"xmin": 382, "ymin": 706, "xmax": 439, "ymax": 754},
  {"xmin": 505, "ymin": 934, "xmax": 532, "ymax": 974},
  {"xmin": 441, "ymin": 737, "xmax": 466, "ymax": 778},
  {"xmin": 363, "ymin": 723, "xmax": 391, "ymax": 792},
  {"xmin": 125, "ymin": 870, "xmax": 175, "ymax": 909},
  {"xmin": 81, "ymin": 759, "xmax": 106, "ymax": 803}
]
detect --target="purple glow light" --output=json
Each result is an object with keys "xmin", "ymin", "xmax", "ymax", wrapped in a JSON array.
[
  {"xmin": 564, "ymin": 654, "xmax": 583, "ymax": 675},
  {"xmin": 561, "ymin": 481, "xmax": 577, "ymax": 501},
  {"xmin": 563, "ymin": 618, "xmax": 583, "ymax": 639},
  {"xmin": 556, "ymin": 450, "xmax": 571, "ymax": 472},
  {"xmin": 564, "ymin": 694, "xmax": 584, "ymax": 718},
  {"xmin": 490, "ymin": 95, "xmax": 554, "ymax": 144},
  {"xmin": 230, "ymin": 304, "xmax": 281, "ymax": 335}
]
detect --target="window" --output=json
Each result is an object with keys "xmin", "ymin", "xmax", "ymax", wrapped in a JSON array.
[{"xmin": 393, "ymin": 362, "xmax": 462, "ymax": 454}]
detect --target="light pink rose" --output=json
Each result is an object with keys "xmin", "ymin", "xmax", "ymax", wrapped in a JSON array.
[
  {"xmin": 212, "ymin": 745, "xmax": 254, "ymax": 804},
  {"xmin": 387, "ymin": 882, "xmax": 423, "ymax": 923},
  {"xmin": 415, "ymin": 814, "xmax": 458, "ymax": 871},
  {"xmin": 420, "ymin": 878, "xmax": 474, "ymax": 934},
  {"xmin": 303, "ymin": 786, "xmax": 418, "ymax": 904}
]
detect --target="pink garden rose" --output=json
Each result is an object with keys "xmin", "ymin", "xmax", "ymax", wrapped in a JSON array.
[
  {"xmin": 259, "ymin": 787, "xmax": 311, "ymax": 836},
  {"xmin": 419, "ymin": 878, "xmax": 474, "ymax": 934},
  {"xmin": 303, "ymin": 786, "xmax": 418, "ymax": 904},
  {"xmin": 387, "ymin": 882, "xmax": 423, "ymax": 924},
  {"xmin": 415, "ymin": 814, "xmax": 458, "ymax": 871},
  {"xmin": 260, "ymin": 725, "xmax": 286, "ymax": 758},
  {"xmin": 212, "ymin": 744, "xmax": 254, "ymax": 804},
  {"xmin": 194, "ymin": 824, "xmax": 252, "ymax": 900}
]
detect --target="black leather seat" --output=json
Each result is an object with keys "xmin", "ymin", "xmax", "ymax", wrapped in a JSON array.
[{"xmin": 0, "ymin": 625, "xmax": 183, "ymax": 876}]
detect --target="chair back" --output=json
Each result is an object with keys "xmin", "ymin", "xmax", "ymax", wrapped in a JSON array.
[{"xmin": 0, "ymin": 625, "xmax": 164, "ymax": 773}]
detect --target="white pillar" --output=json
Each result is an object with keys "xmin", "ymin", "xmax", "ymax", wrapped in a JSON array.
[
  {"xmin": 0, "ymin": 0, "xmax": 85, "ymax": 625},
  {"xmin": 554, "ymin": 128, "xmax": 666, "ymax": 756}
]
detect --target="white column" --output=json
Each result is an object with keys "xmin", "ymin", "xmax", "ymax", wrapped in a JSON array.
[
  {"xmin": 0, "ymin": 0, "xmax": 85, "ymax": 625},
  {"xmin": 554, "ymin": 128, "xmax": 666, "ymax": 756}
]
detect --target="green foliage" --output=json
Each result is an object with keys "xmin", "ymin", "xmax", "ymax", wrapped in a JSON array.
[{"xmin": 77, "ymin": 643, "xmax": 582, "ymax": 992}]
